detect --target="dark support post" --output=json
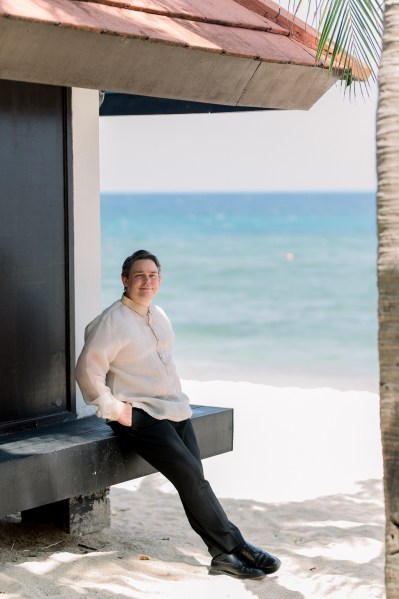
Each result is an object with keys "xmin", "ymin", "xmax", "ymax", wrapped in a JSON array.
[{"xmin": 21, "ymin": 489, "xmax": 111, "ymax": 535}]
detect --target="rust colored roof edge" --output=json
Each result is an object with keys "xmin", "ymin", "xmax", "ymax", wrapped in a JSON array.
[
  {"xmin": 0, "ymin": 0, "xmax": 321, "ymax": 69},
  {"xmin": 233, "ymin": 0, "xmax": 370, "ymax": 81},
  {"xmin": 0, "ymin": 0, "xmax": 369, "ymax": 80},
  {"xmin": 76, "ymin": 0, "xmax": 289, "ymax": 35},
  {"xmin": 234, "ymin": 0, "xmax": 320, "ymax": 49}
]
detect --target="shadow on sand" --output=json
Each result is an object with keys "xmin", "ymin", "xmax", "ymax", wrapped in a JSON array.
[{"xmin": 0, "ymin": 478, "xmax": 384, "ymax": 599}]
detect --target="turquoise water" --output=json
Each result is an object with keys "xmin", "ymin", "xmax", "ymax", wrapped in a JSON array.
[{"xmin": 101, "ymin": 192, "xmax": 378, "ymax": 391}]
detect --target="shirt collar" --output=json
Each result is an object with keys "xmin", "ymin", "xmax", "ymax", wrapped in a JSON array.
[{"xmin": 121, "ymin": 294, "xmax": 150, "ymax": 316}]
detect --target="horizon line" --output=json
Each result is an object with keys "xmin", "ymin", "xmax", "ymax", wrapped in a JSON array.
[{"xmin": 100, "ymin": 189, "xmax": 376, "ymax": 195}]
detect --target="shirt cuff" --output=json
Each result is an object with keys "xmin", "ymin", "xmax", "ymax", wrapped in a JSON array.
[{"xmin": 94, "ymin": 391, "xmax": 126, "ymax": 421}]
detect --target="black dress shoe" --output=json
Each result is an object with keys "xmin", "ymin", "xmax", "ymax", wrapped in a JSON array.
[
  {"xmin": 236, "ymin": 542, "xmax": 281, "ymax": 574},
  {"xmin": 210, "ymin": 552, "xmax": 266, "ymax": 579}
]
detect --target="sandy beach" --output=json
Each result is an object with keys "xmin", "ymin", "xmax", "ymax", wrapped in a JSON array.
[{"xmin": 0, "ymin": 380, "xmax": 385, "ymax": 598}]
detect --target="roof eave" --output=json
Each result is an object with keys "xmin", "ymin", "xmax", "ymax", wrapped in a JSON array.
[{"xmin": 0, "ymin": 15, "xmax": 339, "ymax": 110}]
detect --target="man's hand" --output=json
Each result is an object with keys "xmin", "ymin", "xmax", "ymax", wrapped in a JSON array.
[{"xmin": 116, "ymin": 402, "xmax": 133, "ymax": 426}]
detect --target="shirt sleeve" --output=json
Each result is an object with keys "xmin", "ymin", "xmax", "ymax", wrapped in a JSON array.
[{"xmin": 75, "ymin": 315, "xmax": 126, "ymax": 421}]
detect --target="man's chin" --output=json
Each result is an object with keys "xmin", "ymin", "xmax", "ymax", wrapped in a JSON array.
[{"xmin": 137, "ymin": 291, "xmax": 156, "ymax": 301}]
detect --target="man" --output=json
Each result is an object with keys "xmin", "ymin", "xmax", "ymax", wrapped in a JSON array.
[{"xmin": 75, "ymin": 249, "xmax": 281, "ymax": 580}]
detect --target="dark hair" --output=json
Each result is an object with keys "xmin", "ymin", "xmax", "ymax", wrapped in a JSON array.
[{"xmin": 121, "ymin": 250, "xmax": 161, "ymax": 280}]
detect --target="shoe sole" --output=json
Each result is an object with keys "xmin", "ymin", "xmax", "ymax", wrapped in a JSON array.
[
  {"xmin": 209, "ymin": 566, "xmax": 266, "ymax": 580},
  {"xmin": 258, "ymin": 563, "xmax": 281, "ymax": 575}
]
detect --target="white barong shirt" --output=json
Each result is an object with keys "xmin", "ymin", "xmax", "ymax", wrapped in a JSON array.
[{"xmin": 75, "ymin": 295, "xmax": 192, "ymax": 422}]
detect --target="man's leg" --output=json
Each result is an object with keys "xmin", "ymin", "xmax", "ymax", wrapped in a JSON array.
[
  {"xmin": 110, "ymin": 409, "xmax": 244, "ymax": 556},
  {"xmin": 177, "ymin": 420, "xmax": 281, "ymax": 576},
  {"xmin": 172, "ymin": 417, "xmax": 245, "ymax": 557}
]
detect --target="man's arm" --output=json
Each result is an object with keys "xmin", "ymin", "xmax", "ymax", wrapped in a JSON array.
[{"xmin": 75, "ymin": 316, "xmax": 128, "ymax": 422}]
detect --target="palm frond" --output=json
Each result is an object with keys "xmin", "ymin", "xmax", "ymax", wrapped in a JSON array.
[{"xmin": 288, "ymin": 0, "xmax": 383, "ymax": 89}]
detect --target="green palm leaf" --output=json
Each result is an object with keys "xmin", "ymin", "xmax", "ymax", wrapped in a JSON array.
[{"xmin": 293, "ymin": 0, "xmax": 383, "ymax": 88}]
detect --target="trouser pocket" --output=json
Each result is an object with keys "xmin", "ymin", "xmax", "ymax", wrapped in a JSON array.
[{"xmin": 131, "ymin": 407, "xmax": 158, "ymax": 430}]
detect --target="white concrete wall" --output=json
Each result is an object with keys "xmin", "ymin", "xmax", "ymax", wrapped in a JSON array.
[{"xmin": 71, "ymin": 88, "xmax": 101, "ymax": 418}]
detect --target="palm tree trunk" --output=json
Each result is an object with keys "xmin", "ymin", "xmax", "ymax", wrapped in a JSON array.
[{"xmin": 377, "ymin": 2, "xmax": 399, "ymax": 596}]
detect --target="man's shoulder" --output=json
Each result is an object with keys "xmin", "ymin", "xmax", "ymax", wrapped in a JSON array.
[
  {"xmin": 85, "ymin": 300, "xmax": 124, "ymax": 335},
  {"xmin": 152, "ymin": 304, "xmax": 173, "ymax": 328},
  {"xmin": 152, "ymin": 304, "xmax": 168, "ymax": 319}
]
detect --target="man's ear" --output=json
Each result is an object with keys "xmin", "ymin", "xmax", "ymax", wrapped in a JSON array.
[{"xmin": 121, "ymin": 275, "xmax": 127, "ymax": 288}]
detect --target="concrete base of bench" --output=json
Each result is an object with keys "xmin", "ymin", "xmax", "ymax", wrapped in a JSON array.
[
  {"xmin": 0, "ymin": 405, "xmax": 233, "ymax": 534},
  {"xmin": 21, "ymin": 489, "xmax": 112, "ymax": 534}
]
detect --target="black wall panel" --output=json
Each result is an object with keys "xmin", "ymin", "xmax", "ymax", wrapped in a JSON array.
[{"xmin": 0, "ymin": 80, "xmax": 74, "ymax": 430}]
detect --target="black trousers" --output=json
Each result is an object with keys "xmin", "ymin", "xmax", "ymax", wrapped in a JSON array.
[{"xmin": 109, "ymin": 408, "xmax": 245, "ymax": 557}]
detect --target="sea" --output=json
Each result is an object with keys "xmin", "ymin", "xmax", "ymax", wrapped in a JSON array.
[{"xmin": 101, "ymin": 191, "xmax": 378, "ymax": 392}]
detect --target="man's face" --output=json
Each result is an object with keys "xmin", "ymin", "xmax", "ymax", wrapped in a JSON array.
[{"xmin": 122, "ymin": 259, "xmax": 161, "ymax": 306}]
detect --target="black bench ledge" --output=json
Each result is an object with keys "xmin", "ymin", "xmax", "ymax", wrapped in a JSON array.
[{"xmin": 0, "ymin": 405, "xmax": 233, "ymax": 518}]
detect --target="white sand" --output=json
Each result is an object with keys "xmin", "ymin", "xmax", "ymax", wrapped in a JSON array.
[{"xmin": 0, "ymin": 380, "xmax": 385, "ymax": 598}]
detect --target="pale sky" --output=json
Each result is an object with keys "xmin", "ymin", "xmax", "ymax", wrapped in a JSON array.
[
  {"xmin": 100, "ymin": 0, "xmax": 379, "ymax": 195},
  {"xmin": 100, "ymin": 80, "xmax": 377, "ymax": 193}
]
